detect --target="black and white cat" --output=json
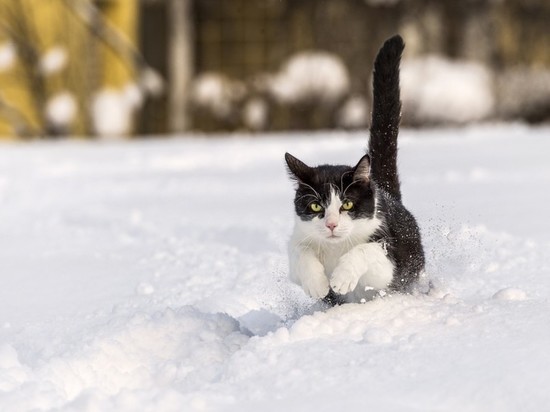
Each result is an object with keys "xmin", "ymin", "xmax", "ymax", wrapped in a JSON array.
[{"xmin": 285, "ymin": 35, "xmax": 425, "ymax": 305}]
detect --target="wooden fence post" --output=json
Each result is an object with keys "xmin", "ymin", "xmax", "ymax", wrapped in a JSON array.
[{"xmin": 168, "ymin": 0, "xmax": 194, "ymax": 133}]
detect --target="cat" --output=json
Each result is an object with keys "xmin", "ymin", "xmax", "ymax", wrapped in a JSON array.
[{"xmin": 285, "ymin": 35, "xmax": 425, "ymax": 305}]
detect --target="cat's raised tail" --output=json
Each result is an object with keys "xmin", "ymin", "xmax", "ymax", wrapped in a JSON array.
[{"xmin": 368, "ymin": 34, "xmax": 404, "ymax": 202}]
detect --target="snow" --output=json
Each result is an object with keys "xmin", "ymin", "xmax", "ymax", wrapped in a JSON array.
[
  {"xmin": 139, "ymin": 68, "xmax": 165, "ymax": 97},
  {"xmin": 45, "ymin": 92, "xmax": 78, "ymax": 127},
  {"xmin": 242, "ymin": 97, "xmax": 269, "ymax": 131},
  {"xmin": 39, "ymin": 46, "xmax": 68, "ymax": 75},
  {"xmin": 492, "ymin": 288, "xmax": 527, "ymax": 301},
  {"xmin": 0, "ymin": 41, "xmax": 16, "ymax": 72},
  {"xmin": 1, "ymin": 124, "xmax": 550, "ymax": 411},
  {"xmin": 336, "ymin": 95, "xmax": 370, "ymax": 128},
  {"xmin": 401, "ymin": 56, "xmax": 495, "ymax": 124},
  {"xmin": 267, "ymin": 51, "xmax": 350, "ymax": 105},
  {"xmin": 190, "ymin": 73, "xmax": 246, "ymax": 119},
  {"xmin": 123, "ymin": 83, "xmax": 144, "ymax": 110},
  {"xmin": 92, "ymin": 89, "xmax": 134, "ymax": 137}
]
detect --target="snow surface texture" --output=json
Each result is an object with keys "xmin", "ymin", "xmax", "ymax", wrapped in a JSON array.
[{"xmin": 1, "ymin": 125, "xmax": 550, "ymax": 411}]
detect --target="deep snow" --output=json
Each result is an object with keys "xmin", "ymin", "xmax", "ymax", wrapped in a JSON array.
[{"xmin": 1, "ymin": 125, "xmax": 550, "ymax": 411}]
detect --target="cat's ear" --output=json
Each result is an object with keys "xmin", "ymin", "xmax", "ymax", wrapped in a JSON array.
[
  {"xmin": 353, "ymin": 154, "xmax": 371, "ymax": 182},
  {"xmin": 285, "ymin": 153, "xmax": 313, "ymax": 183}
]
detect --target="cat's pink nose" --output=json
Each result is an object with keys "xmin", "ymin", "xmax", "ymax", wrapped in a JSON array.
[{"xmin": 326, "ymin": 222, "xmax": 338, "ymax": 231}]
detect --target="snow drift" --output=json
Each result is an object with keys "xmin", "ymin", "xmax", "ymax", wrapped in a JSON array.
[{"xmin": 1, "ymin": 125, "xmax": 550, "ymax": 411}]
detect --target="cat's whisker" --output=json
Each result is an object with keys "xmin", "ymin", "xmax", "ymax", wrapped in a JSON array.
[
  {"xmin": 298, "ymin": 182, "xmax": 321, "ymax": 199},
  {"xmin": 295, "ymin": 193, "xmax": 318, "ymax": 202},
  {"xmin": 340, "ymin": 170, "xmax": 354, "ymax": 194},
  {"xmin": 297, "ymin": 234, "xmax": 314, "ymax": 248},
  {"xmin": 342, "ymin": 179, "xmax": 362, "ymax": 198}
]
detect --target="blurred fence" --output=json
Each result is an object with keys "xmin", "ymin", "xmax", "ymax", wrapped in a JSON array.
[
  {"xmin": 1, "ymin": 0, "xmax": 550, "ymax": 139},
  {"xmin": 0, "ymin": 0, "xmax": 161, "ymax": 139},
  {"xmin": 183, "ymin": 0, "xmax": 550, "ymax": 132}
]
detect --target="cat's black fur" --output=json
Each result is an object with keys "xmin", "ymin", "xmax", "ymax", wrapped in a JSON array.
[
  {"xmin": 285, "ymin": 35, "xmax": 425, "ymax": 304},
  {"xmin": 369, "ymin": 35, "xmax": 403, "ymax": 201}
]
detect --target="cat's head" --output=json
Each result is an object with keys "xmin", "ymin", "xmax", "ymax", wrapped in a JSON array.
[{"xmin": 285, "ymin": 153, "xmax": 378, "ymax": 244}]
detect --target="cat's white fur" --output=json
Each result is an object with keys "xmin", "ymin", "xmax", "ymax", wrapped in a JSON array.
[{"xmin": 288, "ymin": 189, "xmax": 394, "ymax": 301}]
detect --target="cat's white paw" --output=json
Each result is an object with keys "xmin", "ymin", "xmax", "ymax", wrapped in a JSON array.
[
  {"xmin": 330, "ymin": 263, "xmax": 361, "ymax": 295},
  {"xmin": 301, "ymin": 272, "xmax": 330, "ymax": 299},
  {"xmin": 289, "ymin": 247, "xmax": 329, "ymax": 299}
]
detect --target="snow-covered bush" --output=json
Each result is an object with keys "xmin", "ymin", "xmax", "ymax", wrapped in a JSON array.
[
  {"xmin": 92, "ymin": 88, "xmax": 136, "ymax": 138},
  {"xmin": 189, "ymin": 72, "xmax": 247, "ymax": 121},
  {"xmin": 400, "ymin": 56, "xmax": 495, "ymax": 125},
  {"xmin": 266, "ymin": 51, "xmax": 350, "ymax": 107},
  {"xmin": 139, "ymin": 67, "xmax": 165, "ymax": 97},
  {"xmin": 188, "ymin": 52, "xmax": 353, "ymax": 131},
  {"xmin": 0, "ymin": 42, "xmax": 16, "ymax": 72},
  {"xmin": 45, "ymin": 91, "xmax": 78, "ymax": 129},
  {"xmin": 39, "ymin": 46, "xmax": 68, "ymax": 76},
  {"xmin": 91, "ymin": 78, "xmax": 163, "ymax": 138},
  {"xmin": 236, "ymin": 51, "xmax": 353, "ymax": 130},
  {"xmin": 242, "ymin": 97, "xmax": 269, "ymax": 131},
  {"xmin": 336, "ymin": 95, "xmax": 370, "ymax": 129}
]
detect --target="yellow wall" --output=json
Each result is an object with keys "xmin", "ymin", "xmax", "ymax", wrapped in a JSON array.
[{"xmin": 0, "ymin": 0, "xmax": 137, "ymax": 139}]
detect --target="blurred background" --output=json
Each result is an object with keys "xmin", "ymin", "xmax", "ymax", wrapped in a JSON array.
[{"xmin": 0, "ymin": 0, "xmax": 549, "ymax": 139}]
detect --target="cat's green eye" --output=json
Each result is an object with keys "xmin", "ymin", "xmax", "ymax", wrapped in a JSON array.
[
  {"xmin": 310, "ymin": 203, "xmax": 323, "ymax": 213},
  {"xmin": 341, "ymin": 200, "xmax": 354, "ymax": 211}
]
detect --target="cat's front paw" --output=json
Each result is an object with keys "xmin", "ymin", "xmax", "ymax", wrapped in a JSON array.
[
  {"xmin": 330, "ymin": 264, "xmax": 361, "ymax": 295},
  {"xmin": 301, "ymin": 273, "xmax": 330, "ymax": 299}
]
